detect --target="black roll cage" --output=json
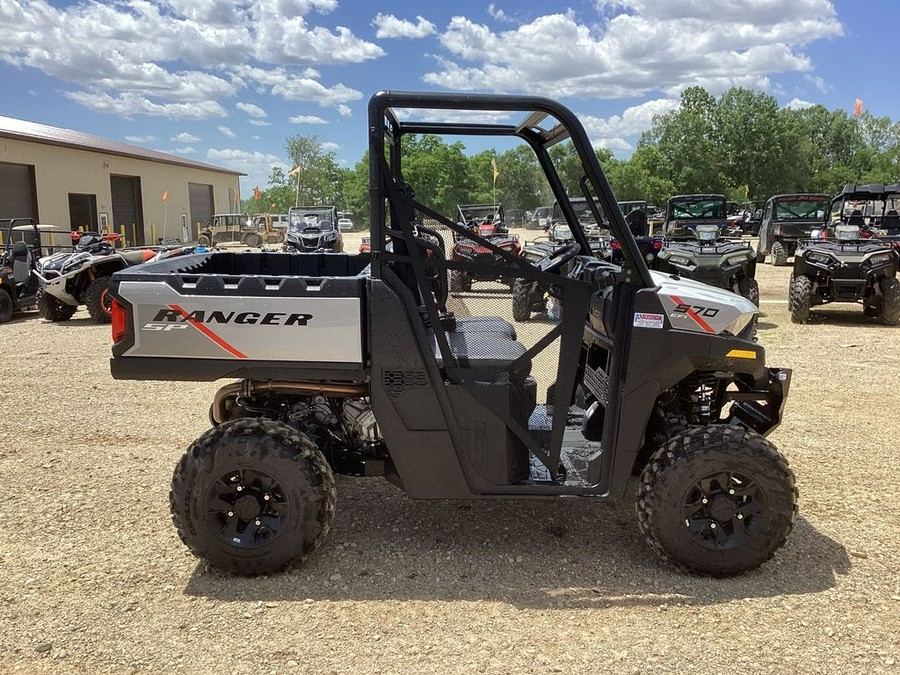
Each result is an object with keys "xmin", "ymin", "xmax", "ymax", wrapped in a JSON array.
[
  {"xmin": 832, "ymin": 183, "xmax": 900, "ymax": 225},
  {"xmin": 366, "ymin": 90, "xmax": 653, "ymax": 288}
]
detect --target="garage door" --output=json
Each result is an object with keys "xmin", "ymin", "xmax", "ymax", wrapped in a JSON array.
[
  {"xmin": 0, "ymin": 162, "xmax": 38, "ymax": 220},
  {"xmin": 189, "ymin": 183, "xmax": 214, "ymax": 240},
  {"xmin": 110, "ymin": 175, "xmax": 144, "ymax": 246}
]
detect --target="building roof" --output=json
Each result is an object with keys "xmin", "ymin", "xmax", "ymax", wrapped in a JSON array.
[{"xmin": 0, "ymin": 115, "xmax": 244, "ymax": 176}]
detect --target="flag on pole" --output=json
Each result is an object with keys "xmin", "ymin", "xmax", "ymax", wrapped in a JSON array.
[
  {"xmin": 491, "ymin": 157, "xmax": 499, "ymax": 186},
  {"xmin": 161, "ymin": 191, "xmax": 169, "ymax": 203},
  {"xmin": 288, "ymin": 166, "xmax": 301, "ymax": 176},
  {"xmin": 253, "ymin": 185, "xmax": 262, "ymax": 200},
  {"xmin": 853, "ymin": 98, "xmax": 863, "ymax": 117}
]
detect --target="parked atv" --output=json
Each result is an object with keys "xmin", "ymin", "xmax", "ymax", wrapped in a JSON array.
[
  {"xmin": 656, "ymin": 224, "xmax": 760, "ymax": 304},
  {"xmin": 758, "ymin": 194, "xmax": 830, "ymax": 266},
  {"xmin": 35, "ymin": 231, "xmax": 155, "ymax": 323},
  {"xmin": 611, "ymin": 234, "xmax": 665, "ymax": 267},
  {"xmin": 0, "ymin": 218, "xmax": 42, "ymax": 323},
  {"xmin": 789, "ymin": 217, "xmax": 900, "ymax": 325},
  {"xmin": 449, "ymin": 203, "xmax": 520, "ymax": 292},
  {"xmin": 109, "ymin": 90, "xmax": 796, "ymax": 578},
  {"xmin": 284, "ymin": 206, "xmax": 344, "ymax": 253}
]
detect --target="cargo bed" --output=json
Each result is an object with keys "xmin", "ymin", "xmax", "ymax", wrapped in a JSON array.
[{"xmin": 109, "ymin": 251, "xmax": 371, "ymax": 382}]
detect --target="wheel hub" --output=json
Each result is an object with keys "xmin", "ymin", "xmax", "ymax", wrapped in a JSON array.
[
  {"xmin": 235, "ymin": 494, "xmax": 262, "ymax": 520},
  {"xmin": 682, "ymin": 470, "xmax": 764, "ymax": 550},
  {"xmin": 707, "ymin": 494, "xmax": 738, "ymax": 522},
  {"xmin": 205, "ymin": 469, "xmax": 287, "ymax": 549}
]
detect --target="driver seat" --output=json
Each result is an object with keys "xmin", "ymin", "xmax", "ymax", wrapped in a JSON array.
[
  {"xmin": 883, "ymin": 210, "xmax": 900, "ymax": 231},
  {"xmin": 11, "ymin": 241, "xmax": 32, "ymax": 286},
  {"xmin": 847, "ymin": 209, "xmax": 865, "ymax": 227}
]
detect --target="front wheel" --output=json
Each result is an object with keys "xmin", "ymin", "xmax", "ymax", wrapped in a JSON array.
[
  {"xmin": 879, "ymin": 277, "xmax": 900, "ymax": 326},
  {"xmin": 242, "ymin": 232, "xmax": 262, "ymax": 247},
  {"xmin": 511, "ymin": 279, "xmax": 533, "ymax": 322},
  {"xmin": 86, "ymin": 276, "xmax": 113, "ymax": 323},
  {"xmin": 637, "ymin": 425, "xmax": 797, "ymax": 577},
  {"xmin": 170, "ymin": 418, "xmax": 335, "ymax": 575},
  {"xmin": 198, "ymin": 234, "xmax": 211, "ymax": 247},
  {"xmin": 449, "ymin": 269, "xmax": 470, "ymax": 293},
  {"xmin": 771, "ymin": 241, "xmax": 788, "ymax": 266},
  {"xmin": 789, "ymin": 275, "xmax": 812, "ymax": 324},
  {"xmin": 36, "ymin": 288, "xmax": 77, "ymax": 321},
  {"xmin": 737, "ymin": 277, "xmax": 759, "ymax": 305}
]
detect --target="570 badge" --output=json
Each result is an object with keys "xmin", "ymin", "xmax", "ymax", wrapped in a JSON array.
[{"xmin": 672, "ymin": 303, "xmax": 720, "ymax": 318}]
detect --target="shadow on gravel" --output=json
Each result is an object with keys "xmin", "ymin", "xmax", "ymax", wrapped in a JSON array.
[
  {"xmin": 184, "ymin": 480, "xmax": 850, "ymax": 609},
  {"xmin": 804, "ymin": 308, "xmax": 896, "ymax": 328},
  {"xmin": 756, "ymin": 321, "xmax": 778, "ymax": 331}
]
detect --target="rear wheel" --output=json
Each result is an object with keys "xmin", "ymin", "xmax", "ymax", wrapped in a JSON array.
[
  {"xmin": 737, "ymin": 277, "xmax": 760, "ymax": 305},
  {"xmin": 198, "ymin": 234, "xmax": 211, "ymax": 247},
  {"xmin": 0, "ymin": 288, "xmax": 12, "ymax": 323},
  {"xmin": 789, "ymin": 275, "xmax": 812, "ymax": 323},
  {"xmin": 242, "ymin": 232, "xmax": 262, "ymax": 247},
  {"xmin": 637, "ymin": 425, "xmax": 797, "ymax": 576},
  {"xmin": 86, "ymin": 276, "xmax": 113, "ymax": 323},
  {"xmin": 170, "ymin": 418, "xmax": 335, "ymax": 575},
  {"xmin": 36, "ymin": 288, "xmax": 77, "ymax": 321},
  {"xmin": 449, "ymin": 269, "xmax": 471, "ymax": 292},
  {"xmin": 771, "ymin": 241, "xmax": 788, "ymax": 266},
  {"xmin": 511, "ymin": 279, "xmax": 533, "ymax": 322},
  {"xmin": 878, "ymin": 277, "xmax": 900, "ymax": 326}
]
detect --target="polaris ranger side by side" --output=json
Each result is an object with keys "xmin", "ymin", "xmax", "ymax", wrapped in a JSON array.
[
  {"xmin": 109, "ymin": 91, "xmax": 796, "ymax": 577},
  {"xmin": 757, "ymin": 194, "xmax": 830, "ymax": 266}
]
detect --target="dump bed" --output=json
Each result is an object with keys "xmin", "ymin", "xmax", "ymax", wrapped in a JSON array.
[{"xmin": 109, "ymin": 251, "xmax": 371, "ymax": 382}]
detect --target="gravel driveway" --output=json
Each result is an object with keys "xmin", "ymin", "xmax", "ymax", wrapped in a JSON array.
[{"xmin": 0, "ymin": 248, "xmax": 898, "ymax": 674}]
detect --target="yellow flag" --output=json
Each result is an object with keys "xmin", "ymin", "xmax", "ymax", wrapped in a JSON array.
[
  {"xmin": 491, "ymin": 157, "xmax": 499, "ymax": 185},
  {"xmin": 288, "ymin": 165, "xmax": 301, "ymax": 176}
]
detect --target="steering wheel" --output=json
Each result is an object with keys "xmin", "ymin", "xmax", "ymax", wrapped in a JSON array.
[{"xmin": 538, "ymin": 240, "xmax": 582, "ymax": 273}]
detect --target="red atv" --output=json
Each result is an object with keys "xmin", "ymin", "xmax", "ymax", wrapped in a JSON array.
[{"xmin": 449, "ymin": 203, "xmax": 520, "ymax": 292}]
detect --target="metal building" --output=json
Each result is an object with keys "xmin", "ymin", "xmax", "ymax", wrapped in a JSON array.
[{"xmin": 0, "ymin": 115, "xmax": 244, "ymax": 245}]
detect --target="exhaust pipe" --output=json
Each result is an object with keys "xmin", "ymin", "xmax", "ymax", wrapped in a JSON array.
[{"xmin": 212, "ymin": 380, "xmax": 368, "ymax": 425}]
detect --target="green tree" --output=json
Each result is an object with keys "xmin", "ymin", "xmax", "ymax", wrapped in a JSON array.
[{"xmin": 284, "ymin": 135, "xmax": 345, "ymax": 207}]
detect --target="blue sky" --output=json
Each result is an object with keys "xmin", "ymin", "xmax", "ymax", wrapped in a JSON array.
[{"xmin": 0, "ymin": 0, "xmax": 895, "ymax": 195}]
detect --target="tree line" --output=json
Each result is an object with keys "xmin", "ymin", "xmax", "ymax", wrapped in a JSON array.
[{"xmin": 243, "ymin": 86, "xmax": 900, "ymax": 223}]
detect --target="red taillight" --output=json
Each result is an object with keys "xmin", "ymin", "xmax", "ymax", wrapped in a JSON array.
[
  {"xmin": 652, "ymin": 240, "xmax": 663, "ymax": 250},
  {"xmin": 111, "ymin": 298, "xmax": 129, "ymax": 343},
  {"xmin": 611, "ymin": 240, "xmax": 621, "ymax": 249}
]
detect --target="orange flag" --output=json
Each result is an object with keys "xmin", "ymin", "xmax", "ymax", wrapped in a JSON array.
[
  {"xmin": 853, "ymin": 99, "xmax": 863, "ymax": 117},
  {"xmin": 161, "ymin": 191, "xmax": 169, "ymax": 203},
  {"xmin": 253, "ymin": 185, "xmax": 262, "ymax": 200}
]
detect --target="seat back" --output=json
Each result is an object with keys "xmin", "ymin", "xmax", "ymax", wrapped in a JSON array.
[
  {"xmin": 11, "ymin": 241, "xmax": 31, "ymax": 285},
  {"xmin": 883, "ymin": 210, "xmax": 900, "ymax": 231},
  {"xmin": 847, "ymin": 209, "xmax": 865, "ymax": 227}
]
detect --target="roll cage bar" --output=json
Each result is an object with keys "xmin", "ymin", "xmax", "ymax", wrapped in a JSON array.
[
  {"xmin": 832, "ymin": 183, "xmax": 900, "ymax": 224},
  {"xmin": 366, "ymin": 90, "xmax": 653, "ymax": 288}
]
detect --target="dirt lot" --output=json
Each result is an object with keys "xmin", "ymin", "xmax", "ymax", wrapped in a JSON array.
[{"xmin": 1, "ymin": 241, "xmax": 898, "ymax": 674}]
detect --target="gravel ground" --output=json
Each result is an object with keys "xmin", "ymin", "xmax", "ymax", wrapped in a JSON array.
[{"xmin": 1, "ymin": 239, "xmax": 899, "ymax": 674}]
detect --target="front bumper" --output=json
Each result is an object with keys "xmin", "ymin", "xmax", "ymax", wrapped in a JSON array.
[{"xmin": 727, "ymin": 367, "xmax": 791, "ymax": 437}]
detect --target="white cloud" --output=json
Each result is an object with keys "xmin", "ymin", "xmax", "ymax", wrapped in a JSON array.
[
  {"xmin": 232, "ymin": 65, "xmax": 362, "ymax": 107},
  {"xmin": 580, "ymin": 98, "xmax": 679, "ymax": 151},
  {"xmin": 786, "ymin": 97, "xmax": 815, "ymax": 110},
  {"xmin": 803, "ymin": 74, "xmax": 830, "ymax": 93},
  {"xmin": 125, "ymin": 135, "xmax": 157, "ymax": 143},
  {"xmin": 172, "ymin": 132, "xmax": 200, "ymax": 142},
  {"xmin": 425, "ymin": 3, "xmax": 842, "ymax": 99},
  {"xmin": 249, "ymin": 119, "xmax": 271, "ymax": 126},
  {"xmin": 391, "ymin": 108, "xmax": 514, "ymax": 124},
  {"xmin": 0, "ymin": 0, "xmax": 382, "ymax": 118},
  {"xmin": 290, "ymin": 115, "xmax": 329, "ymax": 124},
  {"xmin": 207, "ymin": 148, "xmax": 288, "ymax": 192},
  {"xmin": 336, "ymin": 104, "xmax": 352, "ymax": 117},
  {"xmin": 321, "ymin": 141, "xmax": 340, "ymax": 151},
  {"xmin": 217, "ymin": 125, "xmax": 237, "ymax": 138},
  {"xmin": 236, "ymin": 102, "xmax": 267, "ymax": 118},
  {"xmin": 171, "ymin": 146, "xmax": 197, "ymax": 154},
  {"xmin": 372, "ymin": 13, "xmax": 436, "ymax": 39},
  {"xmin": 487, "ymin": 4, "xmax": 515, "ymax": 23}
]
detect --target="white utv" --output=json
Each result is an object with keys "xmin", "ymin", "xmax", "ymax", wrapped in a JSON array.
[{"xmin": 108, "ymin": 91, "xmax": 796, "ymax": 578}]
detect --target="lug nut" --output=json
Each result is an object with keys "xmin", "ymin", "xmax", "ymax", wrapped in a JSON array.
[
  {"xmin": 263, "ymin": 494, "xmax": 270, "ymax": 501},
  {"xmin": 710, "ymin": 522, "xmax": 716, "ymax": 529},
  {"xmin": 729, "ymin": 489, "xmax": 735, "ymax": 495},
  {"xmin": 737, "ymin": 514, "xmax": 744, "ymax": 520},
  {"xmin": 236, "ymin": 485, "xmax": 243, "ymax": 492},
  {"xmin": 701, "ymin": 498, "xmax": 708, "ymax": 504},
  {"xmin": 227, "ymin": 511, "xmax": 234, "ymax": 517},
  {"xmin": 255, "ymin": 519, "xmax": 261, "ymax": 526}
]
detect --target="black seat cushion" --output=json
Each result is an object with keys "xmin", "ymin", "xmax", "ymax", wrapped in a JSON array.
[
  {"xmin": 884, "ymin": 210, "xmax": 900, "ymax": 231},
  {"xmin": 427, "ymin": 326, "xmax": 528, "ymax": 373},
  {"xmin": 451, "ymin": 316, "xmax": 516, "ymax": 340}
]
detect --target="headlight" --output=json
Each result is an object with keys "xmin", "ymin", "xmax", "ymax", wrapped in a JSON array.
[
  {"xmin": 806, "ymin": 252, "xmax": 832, "ymax": 265},
  {"xmin": 867, "ymin": 252, "xmax": 894, "ymax": 266},
  {"xmin": 668, "ymin": 254, "xmax": 691, "ymax": 265},
  {"xmin": 725, "ymin": 254, "xmax": 749, "ymax": 265},
  {"xmin": 553, "ymin": 226, "xmax": 573, "ymax": 241}
]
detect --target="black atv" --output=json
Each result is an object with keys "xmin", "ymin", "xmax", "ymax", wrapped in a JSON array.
[
  {"xmin": 449, "ymin": 203, "xmax": 521, "ymax": 292},
  {"xmin": 790, "ymin": 206, "xmax": 900, "ymax": 325},
  {"xmin": 758, "ymin": 194, "xmax": 830, "ymax": 266},
  {"xmin": 656, "ymin": 224, "xmax": 760, "ymax": 304},
  {"xmin": 0, "ymin": 218, "xmax": 42, "ymax": 323},
  {"xmin": 284, "ymin": 206, "xmax": 344, "ymax": 253}
]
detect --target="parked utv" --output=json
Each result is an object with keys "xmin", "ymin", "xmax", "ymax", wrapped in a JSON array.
[
  {"xmin": 283, "ymin": 206, "xmax": 344, "ymax": 253},
  {"xmin": 449, "ymin": 203, "xmax": 520, "ymax": 292},
  {"xmin": 664, "ymin": 194, "xmax": 729, "ymax": 238},
  {"xmin": 109, "ymin": 91, "xmax": 796, "ymax": 578},
  {"xmin": 36, "ymin": 231, "xmax": 155, "ymax": 323},
  {"xmin": 658, "ymin": 208, "xmax": 760, "ymax": 304},
  {"xmin": 757, "ymin": 194, "xmax": 830, "ymax": 266},
  {"xmin": 0, "ymin": 218, "xmax": 42, "ymax": 323},
  {"xmin": 789, "ymin": 186, "xmax": 900, "ymax": 325},
  {"xmin": 198, "ymin": 214, "xmax": 262, "ymax": 247}
]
